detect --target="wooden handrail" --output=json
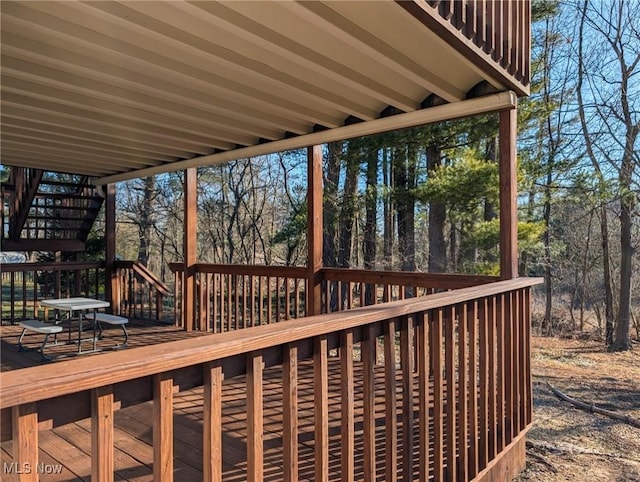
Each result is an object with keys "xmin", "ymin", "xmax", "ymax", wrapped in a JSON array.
[
  {"xmin": 0, "ymin": 277, "xmax": 541, "ymax": 408},
  {"xmin": 321, "ymin": 267, "xmax": 498, "ymax": 288},
  {"xmin": 169, "ymin": 262, "xmax": 307, "ymax": 278},
  {"xmin": 0, "ymin": 261, "xmax": 104, "ymax": 272},
  {"xmin": 115, "ymin": 260, "xmax": 171, "ymax": 296}
]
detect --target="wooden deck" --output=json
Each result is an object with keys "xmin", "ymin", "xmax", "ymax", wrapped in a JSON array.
[
  {"xmin": 1, "ymin": 280, "xmax": 538, "ymax": 482},
  {"xmin": 0, "ymin": 320, "xmax": 202, "ymax": 372},
  {"xmin": 2, "ymin": 357, "xmax": 450, "ymax": 481}
]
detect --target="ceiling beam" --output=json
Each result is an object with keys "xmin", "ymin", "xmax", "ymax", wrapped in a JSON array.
[{"xmin": 96, "ymin": 92, "xmax": 516, "ymax": 185}]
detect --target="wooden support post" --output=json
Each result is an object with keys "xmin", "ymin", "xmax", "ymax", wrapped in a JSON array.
[
  {"xmin": 12, "ymin": 403, "xmax": 38, "ymax": 482},
  {"xmin": 92, "ymin": 385, "xmax": 114, "ymax": 482},
  {"xmin": 105, "ymin": 184, "xmax": 117, "ymax": 314},
  {"xmin": 153, "ymin": 373, "xmax": 173, "ymax": 482},
  {"xmin": 307, "ymin": 145, "xmax": 323, "ymax": 315},
  {"xmin": 247, "ymin": 352, "xmax": 264, "ymax": 482},
  {"xmin": 203, "ymin": 362, "xmax": 223, "ymax": 482},
  {"xmin": 184, "ymin": 168, "xmax": 197, "ymax": 331},
  {"xmin": 499, "ymin": 107, "xmax": 518, "ymax": 279}
]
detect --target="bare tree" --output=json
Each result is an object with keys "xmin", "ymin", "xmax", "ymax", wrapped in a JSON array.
[{"xmin": 576, "ymin": 0, "xmax": 639, "ymax": 350}]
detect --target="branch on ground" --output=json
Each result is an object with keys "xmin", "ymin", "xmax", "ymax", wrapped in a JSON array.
[{"xmin": 547, "ymin": 381, "xmax": 640, "ymax": 429}]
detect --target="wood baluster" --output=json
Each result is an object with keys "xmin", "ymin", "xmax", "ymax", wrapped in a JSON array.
[
  {"xmin": 468, "ymin": 300, "xmax": 479, "ymax": 477},
  {"xmin": 247, "ymin": 351, "xmax": 263, "ymax": 482},
  {"xmin": 283, "ymin": 344, "xmax": 298, "ymax": 482},
  {"xmin": 400, "ymin": 315, "xmax": 414, "ymax": 481},
  {"xmin": 341, "ymin": 329, "xmax": 355, "ymax": 482},
  {"xmin": 314, "ymin": 336, "xmax": 329, "ymax": 482},
  {"xmin": 432, "ymin": 307, "xmax": 444, "ymax": 480},
  {"xmin": 458, "ymin": 303, "xmax": 469, "ymax": 481},
  {"xmin": 203, "ymin": 361, "xmax": 222, "ymax": 482},
  {"xmin": 362, "ymin": 324, "xmax": 376, "ymax": 482},
  {"xmin": 445, "ymin": 305, "xmax": 457, "ymax": 481},
  {"xmin": 417, "ymin": 311, "xmax": 429, "ymax": 482}
]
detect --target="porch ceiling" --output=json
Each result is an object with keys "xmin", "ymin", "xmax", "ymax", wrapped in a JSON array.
[{"xmin": 1, "ymin": 1, "xmax": 512, "ymax": 184}]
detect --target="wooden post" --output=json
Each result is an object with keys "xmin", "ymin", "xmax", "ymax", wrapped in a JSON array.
[
  {"xmin": 203, "ymin": 362, "xmax": 223, "ymax": 482},
  {"xmin": 183, "ymin": 168, "xmax": 197, "ymax": 331},
  {"xmin": 307, "ymin": 145, "xmax": 323, "ymax": 315},
  {"xmin": 153, "ymin": 373, "xmax": 174, "ymax": 481},
  {"xmin": 12, "ymin": 403, "xmax": 38, "ymax": 482},
  {"xmin": 105, "ymin": 184, "xmax": 118, "ymax": 314},
  {"xmin": 499, "ymin": 107, "xmax": 518, "ymax": 279},
  {"xmin": 92, "ymin": 385, "xmax": 114, "ymax": 482}
]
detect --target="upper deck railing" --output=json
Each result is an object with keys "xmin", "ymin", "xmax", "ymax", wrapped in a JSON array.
[{"xmin": 401, "ymin": 0, "xmax": 531, "ymax": 94}]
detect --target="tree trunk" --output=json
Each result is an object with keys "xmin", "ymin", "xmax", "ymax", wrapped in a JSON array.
[
  {"xmin": 382, "ymin": 148, "xmax": 394, "ymax": 269},
  {"xmin": 323, "ymin": 142, "xmax": 342, "ymax": 268},
  {"xmin": 337, "ymin": 144, "xmax": 359, "ymax": 268},
  {"xmin": 394, "ymin": 145, "xmax": 416, "ymax": 275},
  {"xmin": 611, "ymin": 131, "xmax": 637, "ymax": 351},
  {"xmin": 137, "ymin": 176, "xmax": 155, "ymax": 266},
  {"xmin": 363, "ymin": 146, "xmax": 378, "ymax": 305},
  {"xmin": 426, "ymin": 144, "xmax": 446, "ymax": 272},
  {"xmin": 576, "ymin": 2, "xmax": 616, "ymax": 349},
  {"xmin": 543, "ymin": 170, "xmax": 553, "ymax": 336},
  {"xmin": 599, "ymin": 206, "xmax": 615, "ymax": 346}
]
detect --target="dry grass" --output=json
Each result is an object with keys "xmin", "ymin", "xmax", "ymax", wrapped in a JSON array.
[{"xmin": 516, "ymin": 336, "xmax": 640, "ymax": 481}]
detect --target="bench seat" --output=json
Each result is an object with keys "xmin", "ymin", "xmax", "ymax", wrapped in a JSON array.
[
  {"xmin": 19, "ymin": 319, "xmax": 63, "ymax": 334},
  {"xmin": 18, "ymin": 320, "xmax": 63, "ymax": 360},
  {"xmin": 86, "ymin": 313, "xmax": 128, "ymax": 325},
  {"xmin": 85, "ymin": 312, "xmax": 129, "ymax": 347}
]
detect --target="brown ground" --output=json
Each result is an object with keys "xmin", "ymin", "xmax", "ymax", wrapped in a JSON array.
[{"xmin": 516, "ymin": 336, "xmax": 640, "ymax": 482}]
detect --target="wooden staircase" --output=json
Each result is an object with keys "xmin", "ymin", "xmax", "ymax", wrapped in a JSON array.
[{"xmin": 1, "ymin": 167, "xmax": 104, "ymax": 252}]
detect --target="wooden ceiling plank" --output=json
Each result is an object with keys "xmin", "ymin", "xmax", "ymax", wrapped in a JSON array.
[
  {"xmin": 1, "ymin": 64, "xmax": 272, "ymax": 145},
  {"xmin": 1, "ymin": 141, "xmax": 155, "ymax": 168},
  {"xmin": 1, "ymin": 155, "xmax": 119, "ymax": 177},
  {"xmin": 179, "ymin": 1, "xmax": 417, "ymax": 112},
  {"xmin": 1, "ymin": 31, "xmax": 309, "ymax": 135},
  {"xmin": 0, "ymin": 117, "xmax": 191, "ymax": 159},
  {"xmin": 89, "ymin": 1, "xmax": 379, "ymax": 120},
  {"xmin": 1, "ymin": 94, "xmax": 237, "ymax": 151},
  {"xmin": 2, "ymin": 128, "xmax": 175, "ymax": 163},
  {"xmin": 0, "ymin": 3, "xmax": 345, "ymax": 128},
  {"xmin": 1, "ymin": 109, "xmax": 213, "ymax": 155},
  {"xmin": 284, "ymin": 1, "xmax": 465, "ymax": 102}
]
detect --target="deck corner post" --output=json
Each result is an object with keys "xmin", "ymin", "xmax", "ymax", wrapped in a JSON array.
[
  {"xmin": 183, "ymin": 167, "xmax": 197, "ymax": 331},
  {"xmin": 499, "ymin": 106, "xmax": 518, "ymax": 280},
  {"xmin": 307, "ymin": 145, "xmax": 323, "ymax": 315}
]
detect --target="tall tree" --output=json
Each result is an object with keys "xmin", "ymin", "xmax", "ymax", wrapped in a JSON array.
[{"xmin": 576, "ymin": 0, "xmax": 639, "ymax": 350}]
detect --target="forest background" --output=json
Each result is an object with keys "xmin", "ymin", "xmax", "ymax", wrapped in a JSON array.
[{"xmin": 16, "ymin": 0, "xmax": 638, "ymax": 352}]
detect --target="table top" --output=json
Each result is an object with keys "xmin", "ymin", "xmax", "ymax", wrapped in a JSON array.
[{"xmin": 40, "ymin": 297, "xmax": 110, "ymax": 311}]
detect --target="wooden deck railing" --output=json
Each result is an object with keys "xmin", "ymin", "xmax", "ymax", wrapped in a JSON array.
[
  {"xmin": 0, "ymin": 277, "xmax": 541, "ymax": 481},
  {"xmin": 402, "ymin": 0, "xmax": 531, "ymax": 94},
  {"xmin": 0, "ymin": 261, "xmax": 104, "ymax": 323},
  {"xmin": 113, "ymin": 261, "xmax": 173, "ymax": 322},
  {"xmin": 169, "ymin": 263, "xmax": 308, "ymax": 331},
  {"xmin": 322, "ymin": 267, "xmax": 499, "ymax": 312},
  {"xmin": 169, "ymin": 263, "xmax": 497, "ymax": 329}
]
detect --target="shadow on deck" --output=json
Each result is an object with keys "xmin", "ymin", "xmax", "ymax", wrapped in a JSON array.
[
  {"xmin": 2, "ymin": 358, "xmax": 446, "ymax": 481},
  {"xmin": 0, "ymin": 320, "xmax": 202, "ymax": 372}
]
